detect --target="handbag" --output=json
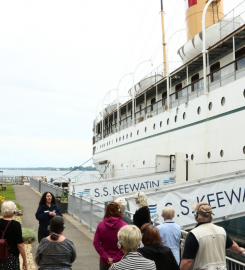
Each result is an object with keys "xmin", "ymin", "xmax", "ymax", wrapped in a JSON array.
[{"xmin": 0, "ymin": 220, "xmax": 11, "ymax": 259}]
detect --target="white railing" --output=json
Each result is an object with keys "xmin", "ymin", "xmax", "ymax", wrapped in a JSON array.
[{"xmin": 220, "ymin": 1, "xmax": 245, "ymax": 39}]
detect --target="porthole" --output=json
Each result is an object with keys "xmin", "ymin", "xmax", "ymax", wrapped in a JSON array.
[
  {"xmin": 221, "ymin": 97, "xmax": 225, "ymax": 106},
  {"xmin": 220, "ymin": 150, "xmax": 224, "ymax": 157},
  {"xmin": 153, "ymin": 124, "xmax": 156, "ymax": 130},
  {"xmin": 123, "ymin": 136, "xmax": 124, "ymax": 140},
  {"xmin": 243, "ymin": 89, "xmax": 245, "ymax": 98},
  {"xmin": 207, "ymin": 152, "xmax": 211, "ymax": 159},
  {"xmin": 183, "ymin": 112, "xmax": 186, "ymax": 119},
  {"xmin": 126, "ymin": 134, "xmax": 128, "ymax": 139},
  {"xmin": 175, "ymin": 115, "xmax": 177, "ymax": 122},
  {"xmin": 145, "ymin": 127, "xmax": 147, "ymax": 133},
  {"xmin": 119, "ymin": 137, "xmax": 121, "ymax": 141},
  {"xmin": 137, "ymin": 130, "xmax": 139, "ymax": 135},
  {"xmin": 191, "ymin": 154, "xmax": 194, "ymax": 160},
  {"xmin": 197, "ymin": 106, "xmax": 201, "ymax": 115},
  {"xmin": 116, "ymin": 139, "xmax": 118, "ymax": 142},
  {"xmin": 107, "ymin": 142, "xmax": 108, "ymax": 146},
  {"xmin": 130, "ymin": 133, "xmax": 132, "ymax": 137},
  {"xmin": 160, "ymin": 121, "xmax": 162, "ymax": 127},
  {"xmin": 143, "ymin": 161, "xmax": 145, "ymax": 165},
  {"xmin": 208, "ymin": 102, "xmax": 212, "ymax": 111},
  {"xmin": 167, "ymin": 118, "xmax": 169, "ymax": 125},
  {"xmin": 243, "ymin": 146, "xmax": 245, "ymax": 154}
]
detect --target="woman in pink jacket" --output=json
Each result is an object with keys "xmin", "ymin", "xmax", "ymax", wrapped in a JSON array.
[{"xmin": 93, "ymin": 202, "xmax": 127, "ymax": 270}]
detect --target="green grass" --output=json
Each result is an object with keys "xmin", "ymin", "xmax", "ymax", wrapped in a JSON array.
[
  {"xmin": 15, "ymin": 203, "xmax": 22, "ymax": 211},
  {"xmin": 0, "ymin": 184, "xmax": 16, "ymax": 200}
]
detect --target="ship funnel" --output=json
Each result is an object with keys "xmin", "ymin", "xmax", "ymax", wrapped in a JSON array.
[{"xmin": 185, "ymin": 0, "xmax": 224, "ymax": 41}]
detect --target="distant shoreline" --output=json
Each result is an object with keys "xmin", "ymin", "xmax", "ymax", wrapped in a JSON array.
[{"xmin": 0, "ymin": 167, "xmax": 97, "ymax": 171}]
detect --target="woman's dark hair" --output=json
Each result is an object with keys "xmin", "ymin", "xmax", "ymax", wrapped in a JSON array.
[
  {"xmin": 104, "ymin": 202, "xmax": 122, "ymax": 219},
  {"xmin": 142, "ymin": 225, "xmax": 162, "ymax": 246},
  {"xmin": 50, "ymin": 216, "xmax": 65, "ymax": 240},
  {"xmin": 39, "ymin": 192, "xmax": 56, "ymax": 206}
]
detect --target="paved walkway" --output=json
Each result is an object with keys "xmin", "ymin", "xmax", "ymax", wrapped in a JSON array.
[{"xmin": 14, "ymin": 185, "xmax": 99, "ymax": 270}]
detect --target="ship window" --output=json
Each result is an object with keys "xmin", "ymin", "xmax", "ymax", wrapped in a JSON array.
[
  {"xmin": 208, "ymin": 102, "xmax": 212, "ymax": 111},
  {"xmin": 116, "ymin": 138, "xmax": 118, "ymax": 142},
  {"xmin": 235, "ymin": 47, "xmax": 245, "ymax": 70},
  {"xmin": 162, "ymin": 92, "xmax": 167, "ymax": 99},
  {"xmin": 143, "ymin": 161, "xmax": 145, "ymax": 165},
  {"xmin": 123, "ymin": 136, "xmax": 124, "ymax": 140},
  {"xmin": 197, "ymin": 106, "xmax": 201, "ymax": 115},
  {"xmin": 130, "ymin": 132, "xmax": 132, "ymax": 137},
  {"xmin": 119, "ymin": 137, "xmax": 121, "ymax": 141},
  {"xmin": 167, "ymin": 118, "xmax": 169, "ymax": 125},
  {"xmin": 137, "ymin": 130, "xmax": 139, "ymax": 135},
  {"xmin": 210, "ymin": 62, "xmax": 220, "ymax": 83},
  {"xmin": 244, "ymin": 89, "xmax": 245, "ymax": 97},
  {"xmin": 186, "ymin": 154, "xmax": 188, "ymax": 158},
  {"xmin": 191, "ymin": 154, "xmax": 194, "ymax": 160},
  {"xmin": 121, "ymin": 164, "xmax": 123, "ymax": 167},
  {"xmin": 183, "ymin": 112, "xmax": 186, "ymax": 119},
  {"xmin": 175, "ymin": 115, "xmax": 177, "ymax": 122},
  {"xmin": 145, "ymin": 127, "xmax": 147, "ymax": 133},
  {"xmin": 160, "ymin": 121, "xmax": 162, "ymax": 127},
  {"xmin": 109, "ymin": 141, "xmax": 110, "ymax": 145},
  {"xmin": 107, "ymin": 142, "xmax": 108, "ymax": 146},
  {"xmin": 153, "ymin": 124, "xmax": 155, "ymax": 130},
  {"xmin": 243, "ymin": 146, "xmax": 245, "ymax": 154},
  {"xmin": 175, "ymin": 83, "xmax": 183, "ymax": 99},
  {"xmin": 207, "ymin": 152, "xmax": 211, "ymax": 159},
  {"xmin": 126, "ymin": 134, "xmax": 128, "ymax": 139},
  {"xmin": 191, "ymin": 73, "xmax": 199, "ymax": 92},
  {"xmin": 221, "ymin": 97, "xmax": 225, "ymax": 106},
  {"xmin": 220, "ymin": 150, "xmax": 224, "ymax": 157}
]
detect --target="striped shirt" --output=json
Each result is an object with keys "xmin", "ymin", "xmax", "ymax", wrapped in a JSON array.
[{"xmin": 109, "ymin": 252, "xmax": 156, "ymax": 270}]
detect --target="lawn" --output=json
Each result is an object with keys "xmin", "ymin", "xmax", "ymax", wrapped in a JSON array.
[{"xmin": 0, "ymin": 184, "xmax": 16, "ymax": 200}]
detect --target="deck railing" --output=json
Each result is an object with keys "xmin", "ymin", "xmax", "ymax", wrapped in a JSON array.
[{"xmin": 94, "ymin": 54, "xmax": 245, "ymax": 144}]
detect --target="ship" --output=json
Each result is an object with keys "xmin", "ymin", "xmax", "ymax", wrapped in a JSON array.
[{"xmin": 90, "ymin": 0, "xmax": 245, "ymax": 244}]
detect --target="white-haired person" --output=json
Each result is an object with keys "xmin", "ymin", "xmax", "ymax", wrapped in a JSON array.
[
  {"xmin": 0, "ymin": 201, "xmax": 27, "ymax": 270},
  {"xmin": 157, "ymin": 205, "xmax": 181, "ymax": 264},
  {"xmin": 109, "ymin": 225, "xmax": 156, "ymax": 270},
  {"xmin": 133, "ymin": 192, "xmax": 151, "ymax": 229},
  {"xmin": 115, "ymin": 198, "xmax": 133, "ymax": 225}
]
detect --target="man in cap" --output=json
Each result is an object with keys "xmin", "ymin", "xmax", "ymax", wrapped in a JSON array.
[{"xmin": 180, "ymin": 202, "xmax": 245, "ymax": 270}]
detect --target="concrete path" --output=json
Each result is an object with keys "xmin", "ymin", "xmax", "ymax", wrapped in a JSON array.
[{"xmin": 13, "ymin": 185, "xmax": 100, "ymax": 270}]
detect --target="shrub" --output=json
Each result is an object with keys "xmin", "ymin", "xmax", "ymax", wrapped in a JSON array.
[{"xmin": 22, "ymin": 228, "xmax": 36, "ymax": 242}]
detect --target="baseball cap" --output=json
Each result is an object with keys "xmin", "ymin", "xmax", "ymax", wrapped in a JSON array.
[{"xmin": 192, "ymin": 201, "xmax": 214, "ymax": 216}]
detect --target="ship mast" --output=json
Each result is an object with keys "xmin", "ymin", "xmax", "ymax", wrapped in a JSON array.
[{"xmin": 160, "ymin": 0, "xmax": 167, "ymax": 76}]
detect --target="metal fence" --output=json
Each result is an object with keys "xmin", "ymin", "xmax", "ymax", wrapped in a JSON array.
[
  {"xmin": 30, "ymin": 178, "xmax": 63, "ymax": 196},
  {"xmin": 67, "ymin": 192, "xmax": 105, "ymax": 231}
]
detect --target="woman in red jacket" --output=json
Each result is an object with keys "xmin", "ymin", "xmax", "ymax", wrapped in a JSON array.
[{"xmin": 93, "ymin": 202, "xmax": 127, "ymax": 270}]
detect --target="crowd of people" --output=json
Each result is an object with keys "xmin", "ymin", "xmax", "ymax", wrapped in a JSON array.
[
  {"xmin": 0, "ymin": 191, "xmax": 76, "ymax": 270},
  {"xmin": 93, "ymin": 191, "xmax": 245, "ymax": 270},
  {"xmin": 0, "ymin": 190, "xmax": 245, "ymax": 270}
]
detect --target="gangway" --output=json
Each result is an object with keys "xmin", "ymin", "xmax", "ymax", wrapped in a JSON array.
[{"xmin": 113, "ymin": 170, "xmax": 245, "ymax": 230}]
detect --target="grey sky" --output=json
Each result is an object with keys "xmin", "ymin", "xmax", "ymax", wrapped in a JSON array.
[{"xmin": 0, "ymin": 0, "xmax": 239, "ymax": 167}]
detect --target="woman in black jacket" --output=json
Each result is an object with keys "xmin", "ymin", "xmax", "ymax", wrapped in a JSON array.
[
  {"xmin": 133, "ymin": 191, "xmax": 151, "ymax": 229},
  {"xmin": 138, "ymin": 224, "xmax": 179, "ymax": 270},
  {"xmin": 35, "ymin": 192, "xmax": 62, "ymax": 243}
]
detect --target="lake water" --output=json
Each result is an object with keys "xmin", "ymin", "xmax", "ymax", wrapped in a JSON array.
[{"xmin": 1, "ymin": 169, "xmax": 99, "ymax": 182}]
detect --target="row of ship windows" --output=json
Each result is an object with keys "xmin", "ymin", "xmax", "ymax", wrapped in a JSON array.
[
  {"xmin": 99, "ymin": 92, "xmax": 245, "ymax": 149},
  {"xmin": 120, "ymin": 147, "xmax": 245, "ymax": 167}
]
